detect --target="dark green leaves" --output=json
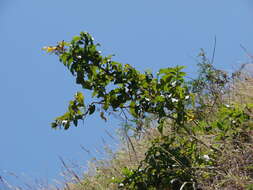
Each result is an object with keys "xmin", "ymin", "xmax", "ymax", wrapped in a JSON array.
[
  {"xmin": 88, "ymin": 104, "xmax": 95, "ymax": 115},
  {"xmin": 47, "ymin": 32, "xmax": 189, "ymax": 131}
]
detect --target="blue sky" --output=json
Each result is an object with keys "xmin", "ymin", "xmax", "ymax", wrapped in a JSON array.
[{"xmin": 1, "ymin": 0, "xmax": 253, "ymax": 186}]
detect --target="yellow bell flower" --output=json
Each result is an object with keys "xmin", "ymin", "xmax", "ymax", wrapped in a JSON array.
[
  {"xmin": 42, "ymin": 41, "xmax": 67, "ymax": 54},
  {"xmin": 42, "ymin": 46, "xmax": 57, "ymax": 53}
]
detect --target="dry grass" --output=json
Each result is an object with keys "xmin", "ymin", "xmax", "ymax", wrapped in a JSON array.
[
  {"xmin": 62, "ymin": 128, "xmax": 160, "ymax": 190},
  {"xmin": 230, "ymin": 77, "xmax": 253, "ymax": 106},
  {"xmin": 198, "ymin": 142, "xmax": 253, "ymax": 190}
]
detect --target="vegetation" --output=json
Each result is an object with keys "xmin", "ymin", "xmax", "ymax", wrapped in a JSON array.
[
  {"xmin": 2, "ymin": 32, "xmax": 251, "ymax": 190},
  {"xmin": 41, "ymin": 32, "xmax": 253, "ymax": 190}
]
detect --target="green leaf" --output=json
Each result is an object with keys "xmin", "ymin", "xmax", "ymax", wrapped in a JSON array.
[
  {"xmin": 157, "ymin": 123, "xmax": 164, "ymax": 134},
  {"xmin": 73, "ymin": 119, "xmax": 78, "ymax": 126},
  {"xmin": 72, "ymin": 36, "xmax": 81, "ymax": 42},
  {"xmin": 100, "ymin": 111, "xmax": 107, "ymax": 121},
  {"xmin": 89, "ymin": 105, "xmax": 96, "ymax": 115},
  {"xmin": 217, "ymin": 122, "xmax": 223, "ymax": 130},
  {"xmin": 51, "ymin": 122, "xmax": 57, "ymax": 129},
  {"xmin": 130, "ymin": 101, "xmax": 137, "ymax": 117}
]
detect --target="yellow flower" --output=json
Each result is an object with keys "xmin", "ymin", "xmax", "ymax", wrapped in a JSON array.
[
  {"xmin": 42, "ymin": 46, "xmax": 57, "ymax": 53},
  {"xmin": 42, "ymin": 41, "xmax": 68, "ymax": 54}
]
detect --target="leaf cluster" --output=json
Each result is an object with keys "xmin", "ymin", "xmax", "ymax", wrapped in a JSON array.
[{"xmin": 47, "ymin": 32, "xmax": 190, "ymax": 130}]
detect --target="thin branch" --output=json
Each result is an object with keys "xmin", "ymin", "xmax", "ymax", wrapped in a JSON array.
[
  {"xmin": 59, "ymin": 157, "xmax": 81, "ymax": 183},
  {"xmin": 211, "ymin": 36, "xmax": 217, "ymax": 64},
  {"xmin": 121, "ymin": 109, "xmax": 139, "ymax": 162},
  {"xmin": 240, "ymin": 44, "xmax": 253, "ymax": 60}
]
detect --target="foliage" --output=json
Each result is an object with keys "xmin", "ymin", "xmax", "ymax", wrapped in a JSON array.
[
  {"xmin": 44, "ymin": 32, "xmax": 253, "ymax": 190},
  {"xmin": 45, "ymin": 32, "xmax": 190, "ymax": 131}
]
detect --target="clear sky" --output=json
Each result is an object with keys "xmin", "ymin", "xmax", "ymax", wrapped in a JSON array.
[{"xmin": 1, "ymin": 0, "xmax": 253, "ymax": 187}]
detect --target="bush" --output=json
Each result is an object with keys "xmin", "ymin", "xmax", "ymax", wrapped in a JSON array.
[{"xmin": 42, "ymin": 32, "xmax": 253, "ymax": 190}]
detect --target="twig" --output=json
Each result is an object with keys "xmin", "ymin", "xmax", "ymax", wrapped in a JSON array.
[
  {"xmin": 121, "ymin": 109, "xmax": 139, "ymax": 162},
  {"xmin": 59, "ymin": 157, "xmax": 81, "ymax": 183},
  {"xmin": 240, "ymin": 44, "xmax": 253, "ymax": 60},
  {"xmin": 211, "ymin": 36, "xmax": 217, "ymax": 64}
]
